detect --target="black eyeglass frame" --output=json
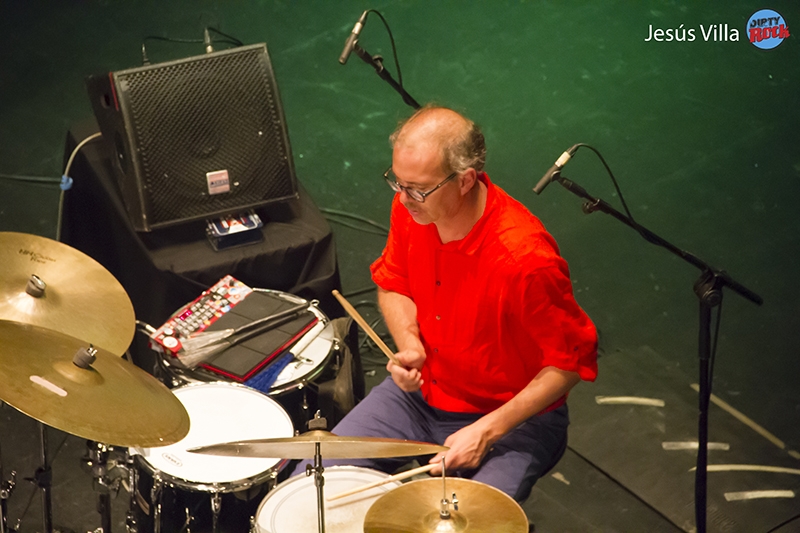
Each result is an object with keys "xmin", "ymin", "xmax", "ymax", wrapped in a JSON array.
[{"xmin": 382, "ymin": 167, "xmax": 458, "ymax": 203}]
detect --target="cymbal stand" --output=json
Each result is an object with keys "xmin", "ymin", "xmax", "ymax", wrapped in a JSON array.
[
  {"xmin": 0, "ymin": 405, "xmax": 18, "ymax": 533},
  {"xmin": 304, "ymin": 413, "xmax": 328, "ymax": 533},
  {"xmin": 438, "ymin": 459, "xmax": 458, "ymax": 522},
  {"xmin": 86, "ymin": 442, "xmax": 113, "ymax": 533},
  {"xmin": 34, "ymin": 423, "xmax": 55, "ymax": 533}
]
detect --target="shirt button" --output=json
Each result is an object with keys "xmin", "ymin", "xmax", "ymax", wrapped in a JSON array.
[
  {"xmin": 435, "ymin": 315, "xmax": 441, "ymax": 320},
  {"xmin": 434, "ymin": 348, "xmax": 439, "ymax": 353},
  {"xmin": 436, "ymin": 280, "xmax": 441, "ymax": 286},
  {"xmin": 432, "ymin": 379, "xmax": 438, "ymax": 385}
]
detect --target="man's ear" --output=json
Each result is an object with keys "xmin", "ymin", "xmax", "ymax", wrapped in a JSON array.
[{"xmin": 458, "ymin": 168, "xmax": 478, "ymax": 196}]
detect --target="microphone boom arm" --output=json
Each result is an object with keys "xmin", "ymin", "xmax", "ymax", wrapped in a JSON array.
[
  {"xmin": 552, "ymin": 173, "xmax": 761, "ymax": 305},
  {"xmin": 352, "ymin": 43, "xmax": 420, "ymax": 109}
]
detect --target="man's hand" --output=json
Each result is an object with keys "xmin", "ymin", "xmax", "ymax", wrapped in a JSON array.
[
  {"xmin": 387, "ymin": 348, "xmax": 426, "ymax": 392},
  {"xmin": 428, "ymin": 419, "xmax": 495, "ymax": 476}
]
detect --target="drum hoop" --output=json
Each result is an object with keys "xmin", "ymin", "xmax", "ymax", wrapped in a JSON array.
[
  {"xmin": 267, "ymin": 335, "xmax": 335, "ymax": 396},
  {"xmin": 133, "ymin": 381, "xmax": 293, "ymax": 493}
]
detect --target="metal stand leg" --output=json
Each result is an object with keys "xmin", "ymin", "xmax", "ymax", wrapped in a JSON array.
[
  {"xmin": 125, "ymin": 458, "xmax": 138, "ymax": 533},
  {"xmin": 210, "ymin": 493, "xmax": 221, "ymax": 533},
  {"xmin": 150, "ymin": 478, "xmax": 162, "ymax": 533},
  {"xmin": 0, "ymin": 416, "xmax": 17, "ymax": 533},
  {"xmin": 87, "ymin": 442, "xmax": 113, "ymax": 533},
  {"xmin": 37, "ymin": 424, "xmax": 53, "ymax": 533}
]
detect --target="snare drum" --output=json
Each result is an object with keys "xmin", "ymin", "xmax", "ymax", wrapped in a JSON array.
[
  {"xmin": 130, "ymin": 382, "xmax": 294, "ymax": 533},
  {"xmin": 155, "ymin": 291, "xmax": 335, "ymax": 430},
  {"xmin": 254, "ymin": 466, "xmax": 401, "ymax": 533}
]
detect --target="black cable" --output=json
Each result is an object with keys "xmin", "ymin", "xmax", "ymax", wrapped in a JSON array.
[
  {"xmin": 320, "ymin": 207, "xmax": 390, "ymax": 235},
  {"xmin": 766, "ymin": 512, "xmax": 800, "ymax": 533},
  {"xmin": 140, "ymin": 30, "xmax": 243, "ymax": 66},
  {"xmin": 365, "ymin": 9, "xmax": 404, "ymax": 87},
  {"xmin": 343, "ymin": 285, "xmax": 378, "ymax": 298},
  {"xmin": 324, "ymin": 215, "xmax": 389, "ymax": 236},
  {"xmin": 207, "ymin": 26, "xmax": 244, "ymax": 46},
  {"xmin": 574, "ymin": 144, "xmax": 635, "ymax": 222}
]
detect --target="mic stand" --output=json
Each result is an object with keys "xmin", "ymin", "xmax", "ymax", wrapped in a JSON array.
[
  {"xmin": 352, "ymin": 43, "xmax": 420, "ymax": 109},
  {"xmin": 551, "ymin": 171, "xmax": 762, "ymax": 533}
]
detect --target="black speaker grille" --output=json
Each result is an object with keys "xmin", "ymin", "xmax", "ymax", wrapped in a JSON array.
[{"xmin": 115, "ymin": 45, "xmax": 295, "ymax": 227}]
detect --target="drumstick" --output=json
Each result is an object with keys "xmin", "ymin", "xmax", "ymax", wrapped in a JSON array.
[
  {"xmin": 326, "ymin": 462, "xmax": 438, "ymax": 501},
  {"xmin": 331, "ymin": 290, "xmax": 400, "ymax": 366}
]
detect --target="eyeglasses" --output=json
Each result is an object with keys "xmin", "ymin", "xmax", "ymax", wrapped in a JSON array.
[{"xmin": 382, "ymin": 167, "xmax": 458, "ymax": 203}]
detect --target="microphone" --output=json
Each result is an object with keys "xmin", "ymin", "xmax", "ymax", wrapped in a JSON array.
[
  {"xmin": 339, "ymin": 10, "xmax": 368, "ymax": 65},
  {"xmin": 533, "ymin": 144, "xmax": 580, "ymax": 195}
]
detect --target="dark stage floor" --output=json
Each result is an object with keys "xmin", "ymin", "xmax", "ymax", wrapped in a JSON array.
[{"xmin": 1, "ymin": 1, "xmax": 799, "ymax": 532}]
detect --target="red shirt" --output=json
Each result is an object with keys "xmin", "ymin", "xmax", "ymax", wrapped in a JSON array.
[{"xmin": 371, "ymin": 174, "xmax": 598, "ymax": 414}]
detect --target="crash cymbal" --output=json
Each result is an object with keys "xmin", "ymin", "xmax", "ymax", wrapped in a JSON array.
[
  {"xmin": 0, "ymin": 320, "xmax": 189, "ymax": 447},
  {"xmin": 188, "ymin": 430, "xmax": 448, "ymax": 460},
  {"xmin": 364, "ymin": 477, "xmax": 529, "ymax": 532},
  {"xmin": 0, "ymin": 232, "xmax": 135, "ymax": 355}
]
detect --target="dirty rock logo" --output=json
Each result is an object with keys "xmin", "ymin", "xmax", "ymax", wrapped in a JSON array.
[{"xmin": 748, "ymin": 9, "xmax": 790, "ymax": 49}]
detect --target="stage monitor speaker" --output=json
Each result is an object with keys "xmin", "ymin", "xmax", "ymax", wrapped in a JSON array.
[{"xmin": 86, "ymin": 43, "xmax": 297, "ymax": 232}]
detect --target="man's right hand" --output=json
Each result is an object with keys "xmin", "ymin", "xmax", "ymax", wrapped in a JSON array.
[{"xmin": 387, "ymin": 349, "xmax": 426, "ymax": 392}]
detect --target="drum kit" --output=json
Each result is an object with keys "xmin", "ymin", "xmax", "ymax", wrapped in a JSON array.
[{"xmin": 0, "ymin": 232, "xmax": 529, "ymax": 533}]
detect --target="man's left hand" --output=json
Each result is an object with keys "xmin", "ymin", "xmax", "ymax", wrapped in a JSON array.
[{"xmin": 428, "ymin": 420, "xmax": 495, "ymax": 476}]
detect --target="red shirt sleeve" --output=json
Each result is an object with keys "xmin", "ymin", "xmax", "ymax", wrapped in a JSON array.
[
  {"xmin": 513, "ymin": 263, "xmax": 598, "ymax": 382},
  {"xmin": 370, "ymin": 195, "xmax": 413, "ymax": 298}
]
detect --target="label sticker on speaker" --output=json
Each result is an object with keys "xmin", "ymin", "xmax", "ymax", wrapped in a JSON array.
[{"xmin": 207, "ymin": 170, "xmax": 231, "ymax": 195}]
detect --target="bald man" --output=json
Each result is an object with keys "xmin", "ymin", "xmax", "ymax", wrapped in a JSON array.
[{"xmin": 301, "ymin": 106, "xmax": 597, "ymax": 503}]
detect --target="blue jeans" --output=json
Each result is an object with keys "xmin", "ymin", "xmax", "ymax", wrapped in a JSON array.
[{"xmin": 290, "ymin": 377, "xmax": 569, "ymax": 502}]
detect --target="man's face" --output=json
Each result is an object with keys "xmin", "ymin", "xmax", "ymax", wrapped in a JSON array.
[{"xmin": 391, "ymin": 143, "xmax": 459, "ymax": 226}]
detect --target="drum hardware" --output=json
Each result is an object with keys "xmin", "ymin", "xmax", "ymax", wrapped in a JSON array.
[
  {"xmin": 83, "ymin": 442, "xmax": 130, "ymax": 533},
  {"xmin": 0, "ymin": 419, "xmax": 17, "ymax": 533},
  {"xmin": 190, "ymin": 412, "xmax": 448, "ymax": 533},
  {"xmin": 129, "ymin": 382, "xmax": 293, "ymax": 533},
  {"xmin": 0, "ymin": 233, "xmax": 191, "ymax": 533}
]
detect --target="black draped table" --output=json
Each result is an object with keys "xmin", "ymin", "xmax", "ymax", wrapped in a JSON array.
[{"xmin": 61, "ymin": 118, "xmax": 342, "ymax": 369}]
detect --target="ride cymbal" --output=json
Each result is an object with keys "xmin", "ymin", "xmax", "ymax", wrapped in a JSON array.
[
  {"xmin": 0, "ymin": 232, "xmax": 135, "ymax": 355},
  {"xmin": 0, "ymin": 320, "xmax": 189, "ymax": 447},
  {"xmin": 363, "ymin": 477, "xmax": 529, "ymax": 532},
  {"xmin": 188, "ymin": 430, "xmax": 448, "ymax": 460}
]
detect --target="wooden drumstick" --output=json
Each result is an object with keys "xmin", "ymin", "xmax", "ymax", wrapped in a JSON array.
[
  {"xmin": 326, "ymin": 462, "xmax": 438, "ymax": 501},
  {"xmin": 331, "ymin": 289, "xmax": 401, "ymax": 366}
]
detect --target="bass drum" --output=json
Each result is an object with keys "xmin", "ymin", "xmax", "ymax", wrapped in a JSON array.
[
  {"xmin": 129, "ymin": 382, "xmax": 294, "ymax": 533},
  {"xmin": 254, "ymin": 466, "xmax": 402, "ymax": 533},
  {"xmin": 154, "ymin": 290, "xmax": 336, "ymax": 431}
]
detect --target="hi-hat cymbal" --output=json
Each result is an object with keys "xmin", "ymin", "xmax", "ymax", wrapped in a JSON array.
[
  {"xmin": 0, "ymin": 232, "xmax": 135, "ymax": 355},
  {"xmin": 0, "ymin": 320, "xmax": 189, "ymax": 447},
  {"xmin": 364, "ymin": 477, "xmax": 529, "ymax": 532},
  {"xmin": 188, "ymin": 430, "xmax": 448, "ymax": 460}
]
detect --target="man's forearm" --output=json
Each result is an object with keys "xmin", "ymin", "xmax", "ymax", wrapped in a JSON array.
[
  {"xmin": 376, "ymin": 287, "xmax": 425, "ymax": 355},
  {"xmin": 479, "ymin": 366, "xmax": 580, "ymax": 444}
]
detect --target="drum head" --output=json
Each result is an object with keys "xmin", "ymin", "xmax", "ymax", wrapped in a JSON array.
[
  {"xmin": 256, "ymin": 466, "xmax": 400, "ymax": 533},
  {"xmin": 269, "ymin": 318, "xmax": 334, "ymax": 394},
  {"xmin": 133, "ymin": 382, "xmax": 293, "ymax": 487}
]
